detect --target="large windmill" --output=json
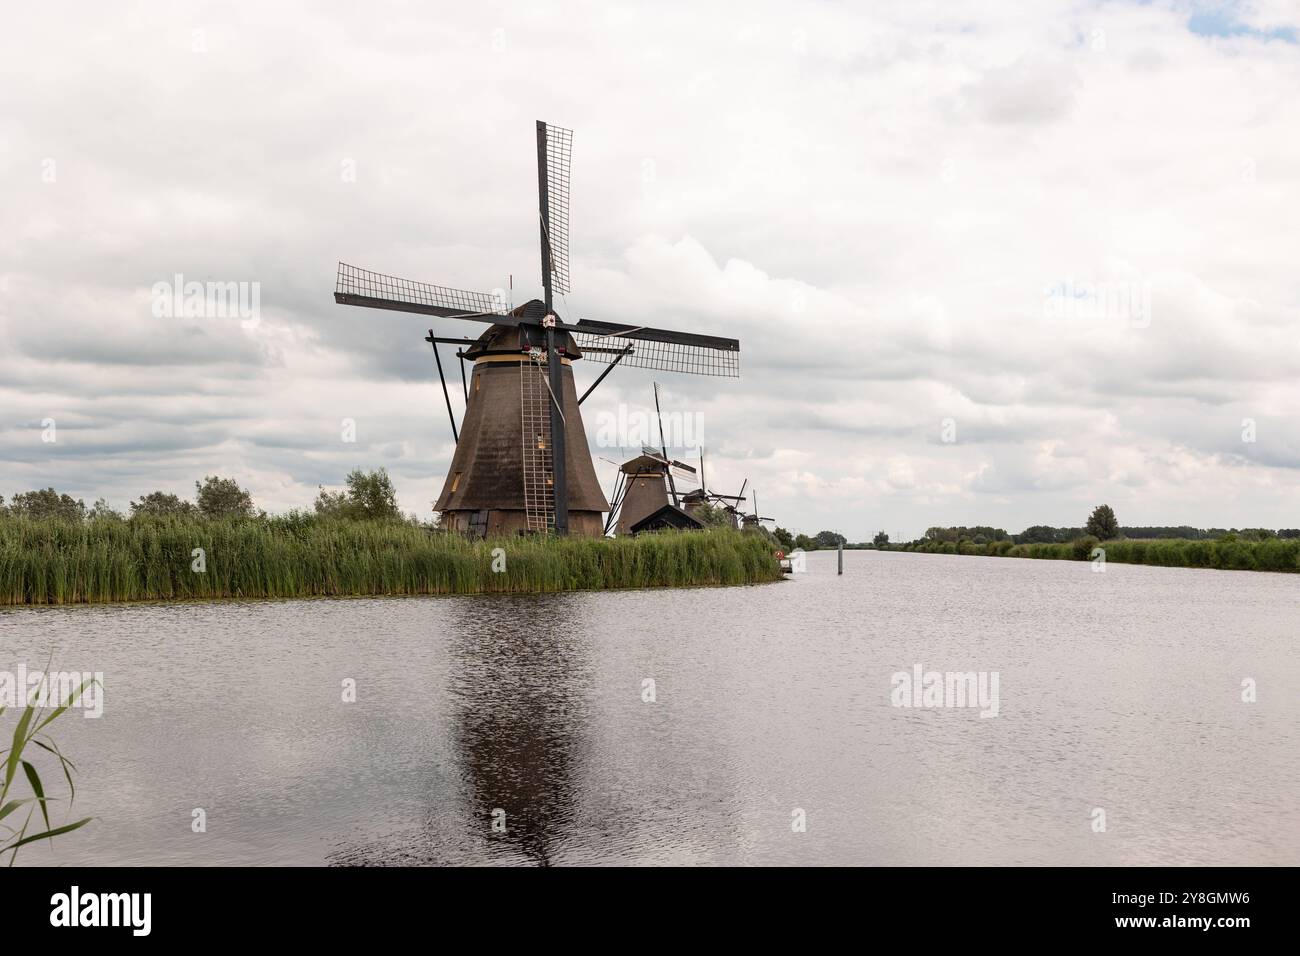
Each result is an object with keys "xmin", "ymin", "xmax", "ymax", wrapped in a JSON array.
[{"xmin": 334, "ymin": 121, "xmax": 740, "ymax": 536}]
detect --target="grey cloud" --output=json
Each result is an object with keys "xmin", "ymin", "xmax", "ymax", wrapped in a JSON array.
[{"xmin": 4, "ymin": 1, "xmax": 1299, "ymax": 539}]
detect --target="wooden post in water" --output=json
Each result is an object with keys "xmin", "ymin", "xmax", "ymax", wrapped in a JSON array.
[{"xmin": 838, "ymin": 539, "xmax": 843, "ymax": 575}]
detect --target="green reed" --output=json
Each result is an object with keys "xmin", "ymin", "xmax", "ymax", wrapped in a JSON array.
[
  {"xmin": 1, "ymin": 674, "xmax": 95, "ymax": 863},
  {"xmin": 897, "ymin": 536, "xmax": 1300, "ymax": 573},
  {"xmin": 0, "ymin": 515, "xmax": 783, "ymax": 605}
]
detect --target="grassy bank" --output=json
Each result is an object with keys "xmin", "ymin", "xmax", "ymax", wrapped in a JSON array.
[
  {"xmin": 897, "ymin": 536, "xmax": 1300, "ymax": 573},
  {"xmin": 0, "ymin": 516, "xmax": 783, "ymax": 605}
]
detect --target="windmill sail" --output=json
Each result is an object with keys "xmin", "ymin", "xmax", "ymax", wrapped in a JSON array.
[
  {"xmin": 571, "ymin": 321, "xmax": 740, "ymax": 377},
  {"xmin": 537, "ymin": 122, "xmax": 573, "ymax": 297},
  {"xmin": 335, "ymin": 262, "xmax": 509, "ymax": 322}
]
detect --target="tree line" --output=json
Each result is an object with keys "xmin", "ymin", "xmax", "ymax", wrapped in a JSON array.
[
  {"xmin": 771, "ymin": 504, "xmax": 1300, "ymax": 555},
  {"xmin": 899, "ymin": 504, "xmax": 1299, "ymax": 548},
  {"xmin": 0, "ymin": 469, "xmax": 408, "ymax": 523},
  {"xmin": 666, "ymin": 502, "xmax": 850, "ymax": 552},
  {"xmin": 770, "ymin": 528, "xmax": 849, "ymax": 551}
]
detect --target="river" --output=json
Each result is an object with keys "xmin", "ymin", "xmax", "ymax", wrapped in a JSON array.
[{"xmin": 3, "ymin": 550, "xmax": 1296, "ymax": 866}]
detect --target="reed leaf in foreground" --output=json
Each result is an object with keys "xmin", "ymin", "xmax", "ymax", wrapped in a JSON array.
[
  {"xmin": 0, "ymin": 675, "xmax": 95, "ymax": 864},
  {"xmin": 0, "ymin": 515, "xmax": 783, "ymax": 605}
]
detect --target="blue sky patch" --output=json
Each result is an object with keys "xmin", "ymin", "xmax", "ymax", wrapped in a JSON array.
[{"xmin": 1187, "ymin": 2, "xmax": 1298, "ymax": 42}]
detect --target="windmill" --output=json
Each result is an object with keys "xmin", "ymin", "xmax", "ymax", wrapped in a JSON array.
[
  {"xmin": 605, "ymin": 383, "xmax": 708, "ymax": 535},
  {"xmin": 607, "ymin": 447, "xmax": 701, "ymax": 535},
  {"xmin": 739, "ymin": 488, "xmax": 776, "ymax": 531},
  {"xmin": 682, "ymin": 454, "xmax": 747, "ymax": 526},
  {"xmin": 683, "ymin": 472, "xmax": 749, "ymax": 528},
  {"xmin": 334, "ymin": 121, "xmax": 740, "ymax": 536}
]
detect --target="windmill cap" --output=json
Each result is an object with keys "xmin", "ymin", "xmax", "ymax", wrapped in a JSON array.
[
  {"xmin": 620, "ymin": 451, "xmax": 697, "ymax": 474},
  {"xmin": 461, "ymin": 306, "xmax": 586, "ymax": 360},
  {"xmin": 619, "ymin": 453, "xmax": 672, "ymax": 473},
  {"xmin": 511, "ymin": 299, "xmax": 553, "ymax": 322}
]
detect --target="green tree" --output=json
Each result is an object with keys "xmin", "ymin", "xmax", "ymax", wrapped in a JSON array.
[
  {"xmin": 130, "ymin": 491, "xmax": 197, "ymax": 517},
  {"xmin": 313, "ymin": 487, "xmax": 352, "ymax": 518},
  {"xmin": 6, "ymin": 488, "xmax": 87, "ymax": 521},
  {"xmin": 793, "ymin": 533, "xmax": 815, "ymax": 551},
  {"xmin": 349, "ymin": 468, "xmax": 400, "ymax": 520},
  {"xmin": 692, "ymin": 501, "xmax": 738, "ymax": 530},
  {"xmin": 87, "ymin": 497, "xmax": 123, "ymax": 520},
  {"xmin": 813, "ymin": 530, "xmax": 847, "ymax": 549},
  {"xmin": 772, "ymin": 526, "xmax": 795, "ymax": 549},
  {"xmin": 315, "ymin": 468, "xmax": 402, "ymax": 521},
  {"xmin": 873, "ymin": 530, "xmax": 889, "ymax": 548},
  {"xmin": 195, "ymin": 475, "xmax": 255, "ymax": 518},
  {"xmin": 1085, "ymin": 504, "xmax": 1119, "ymax": 541}
]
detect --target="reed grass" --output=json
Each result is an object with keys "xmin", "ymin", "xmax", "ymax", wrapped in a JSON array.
[
  {"xmin": 1, "ymin": 674, "xmax": 95, "ymax": 863},
  {"xmin": 0, "ymin": 515, "xmax": 783, "ymax": 605},
  {"xmin": 898, "ymin": 536, "xmax": 1300, "ymax": 573}
]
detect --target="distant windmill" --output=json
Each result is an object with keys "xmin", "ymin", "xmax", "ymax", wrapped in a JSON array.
[
  {"xmin": 680, "ymin": 450, "xmax": 745, "ymax": 526},
  {"xmin": 333, "ymin": 121, "xmax": 741, "ymax": 536},
  {"xmin": 714, "ymin": 475, "xmax": 751, "ymax": 529},
  {"xmin": 607, "ymin": 384, "xmax": 701, "ymax": 535},
  {"xmin": 740, "ymin": 488, "xmax": 775, "ymax": 531},
  {"xmin": 608, "ymin": 448, "xmax": 701, "ymax": 535}
]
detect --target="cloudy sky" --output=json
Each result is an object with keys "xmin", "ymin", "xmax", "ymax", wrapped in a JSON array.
[{"xmin": 3, "ymin": 0, "xmax": 1298, "ymax": 540}]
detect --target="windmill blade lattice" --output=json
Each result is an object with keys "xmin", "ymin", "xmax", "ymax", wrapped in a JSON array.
[
  {"xmin": 336, "ymin": 262, "xmax": 508, "ymax": 320},
  {"xmin": 540, "ymin": 123, "xmax": 573, "ymax": 296},
  {"xmin": 572, "ymin": 328, "xmax": 740, "ymax": 377}
]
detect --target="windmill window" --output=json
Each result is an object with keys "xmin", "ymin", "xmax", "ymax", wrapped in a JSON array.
[{"xmin": 451, "ymin": 472, "xmax": 463, "ymax": 492}]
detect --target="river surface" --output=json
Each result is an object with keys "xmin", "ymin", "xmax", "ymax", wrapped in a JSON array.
[{"xmin": 3, "ymin": 550, "xmax": 1296, "ymax": 866}]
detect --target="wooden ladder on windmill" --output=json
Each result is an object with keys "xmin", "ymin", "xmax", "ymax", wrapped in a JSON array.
[{"xmin": 521, "ymin": 348, "xmax": 555, "ymax": 533}]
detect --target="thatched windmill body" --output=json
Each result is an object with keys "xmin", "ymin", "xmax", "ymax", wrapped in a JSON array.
[{"xmin": 333, "ymin": 121, "xmax": 740, "ymax": 536}]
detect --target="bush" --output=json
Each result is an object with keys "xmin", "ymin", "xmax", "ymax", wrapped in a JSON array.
[{"xmin": 1071, "ymin": 536, "xmax": 1100, "ymax": 561}]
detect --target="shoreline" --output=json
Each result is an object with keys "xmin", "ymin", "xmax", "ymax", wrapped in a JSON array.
[
  {"xmin": 0, "ymin": 517, "xmax": 784, "ymax": 606},
  {"xmin": 0, "ymin": 575, "xmax": 785, "ymax": 611},
  {"xmin": 887, "ymin": 536, "xmax": 1300, "ymax": 574}
]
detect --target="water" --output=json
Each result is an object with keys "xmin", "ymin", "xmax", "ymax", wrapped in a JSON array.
[{"xmin": 3, "ymin": 550, "xmax": 1296, "ymax": 866}]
